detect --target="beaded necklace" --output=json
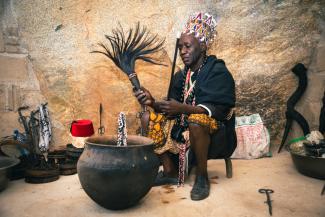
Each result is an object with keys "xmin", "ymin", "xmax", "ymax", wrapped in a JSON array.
[
  {"xmin": 175, "ymin": 57, "xmax": 207, "ymax": 128},
  {"xmin": 183, "ymin": 59, "xmax": 207, "ymax": 105}
]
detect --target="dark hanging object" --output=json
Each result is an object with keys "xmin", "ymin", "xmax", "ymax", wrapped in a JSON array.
[
  {"xmin": 91, "ymin": 22, "xmax": 165, "ymax": 91},
  {"xmin": 278, "ymin": 63, "xmax": 310, "ymax": 153},
  {"xmin": 319, "ymin": 91, "xmax": 325, "ymax": 134}
]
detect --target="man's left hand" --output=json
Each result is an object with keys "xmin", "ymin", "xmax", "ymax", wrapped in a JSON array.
[{"xmin": 158, "ymin": 99, "xmax": 184, "ymax": 116}]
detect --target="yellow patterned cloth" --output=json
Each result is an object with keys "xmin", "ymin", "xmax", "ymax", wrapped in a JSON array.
[
  {"xmin": 188, "ymin": 113, "xmax": 218, "ymax": 133},
  {"xmin": 147, "ymin": 112, "xmax": 218, "ymax": 155},
  {"xmin": 147, "ymin": 111, "xmax": 179, "ymax": 155},
  {"xmin": 147, "ymin": 111, "xmax": 167, "ymax": 147}
]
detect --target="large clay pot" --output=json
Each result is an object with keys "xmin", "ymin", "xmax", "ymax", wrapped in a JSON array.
[{"xmin": 77, "ymin": 135, "xmax": 159, "ymax": 210}]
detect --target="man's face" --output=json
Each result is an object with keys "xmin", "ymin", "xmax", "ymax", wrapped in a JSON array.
[{"xmin": 178, "ymin": 33, "xmax": 203, "ymax": 67}]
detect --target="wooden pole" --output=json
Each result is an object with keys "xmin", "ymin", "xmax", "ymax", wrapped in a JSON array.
[{"xmin": 167, "ymin": 35, "xmax": 180, "ymax": 100}]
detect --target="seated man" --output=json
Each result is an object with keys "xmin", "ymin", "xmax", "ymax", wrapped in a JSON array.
[{"xmin": 135, "ymin": 12, "xmax": 236, "ymax": 201}]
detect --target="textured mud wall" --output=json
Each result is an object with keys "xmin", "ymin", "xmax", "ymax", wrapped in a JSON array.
[{"xmin": 0, "ymin": 0, "xmax": 324, "ymax": 149}]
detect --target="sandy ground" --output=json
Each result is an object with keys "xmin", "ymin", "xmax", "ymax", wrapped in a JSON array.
[{"xmin": 0, "ymin": 152, "xmax": 324, "ymax": 217}]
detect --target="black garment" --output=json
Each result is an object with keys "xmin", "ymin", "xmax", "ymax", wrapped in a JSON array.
[
  {"xmin": 170, "ymin": 55, "xmax": 235, "ymax": 118},
  {"xmin": 170, "ymin": 55, "xmax": 237, "ymax": 158}
]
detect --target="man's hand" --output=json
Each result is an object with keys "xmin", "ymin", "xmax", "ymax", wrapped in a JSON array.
[
  {"xmin": 158, "ymin": 99, "xmax": 184, "ymax": 117},
  {"xmin": 134, "ymin": 87, "xmax": 155, "ymax": 108},
  {"xmin": 158, "ymin": 99, "xmax": 208, "ymax": 118}
]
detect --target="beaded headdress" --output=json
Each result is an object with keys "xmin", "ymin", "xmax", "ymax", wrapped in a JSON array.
[{"xmin": 182, "ymin": 12, "xmax": 217, "ymax": 46}]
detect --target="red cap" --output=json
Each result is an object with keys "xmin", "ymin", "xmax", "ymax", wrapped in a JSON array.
[{"xmin": 70, "ymin": 120, "xmax": 94, "ymax": 137}]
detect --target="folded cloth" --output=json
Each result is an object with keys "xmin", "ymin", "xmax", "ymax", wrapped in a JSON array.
[{"xmin": 153, "ymin": 171, "xmax": 178, "ymax": 186}]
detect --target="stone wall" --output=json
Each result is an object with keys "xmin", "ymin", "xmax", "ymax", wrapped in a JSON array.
[
  {"xmin": 0, "ymin": 0, "xmax": 324, "ymax": 150},
  {"xmin": 0, "ymin": 0, "xmax": 44, "ymax": 140}
]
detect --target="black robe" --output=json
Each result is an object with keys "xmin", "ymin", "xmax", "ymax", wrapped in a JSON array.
[{"xmin": 170, "ymin": 55, "xmax": 237, "ymax": 158}]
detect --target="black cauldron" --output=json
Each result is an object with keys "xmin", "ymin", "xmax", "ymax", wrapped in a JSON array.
[
  {"xmin": 77, "ymin": 135, "xmax": 159, "ymax": 210},
  {"xmin": 288, "ymin": 144, "xmax": 325, "ymax": 180}
]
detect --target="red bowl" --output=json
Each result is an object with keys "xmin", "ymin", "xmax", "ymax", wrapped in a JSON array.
[{"xmin": 70, "ymin": 120, "xmax": 94, "ymax": 137}]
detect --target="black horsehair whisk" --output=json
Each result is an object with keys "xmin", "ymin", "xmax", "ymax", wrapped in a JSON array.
[{"xmin": 91, "ymin": 22, "xmax": 165, "ymax": 91}]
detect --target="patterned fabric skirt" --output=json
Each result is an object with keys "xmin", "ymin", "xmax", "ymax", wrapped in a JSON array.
[{"xmin": 147, "ymin": 111, "xmax": 219, "ymax": 185}]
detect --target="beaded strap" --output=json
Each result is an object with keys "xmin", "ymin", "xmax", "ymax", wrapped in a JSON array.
[
  {"xmin": 176, "ymin": 57, "xmax": 207, "ymax": 186},
  {"xmin": 178, "ymin": 142, "xmax": 187, "ymax": 186}
]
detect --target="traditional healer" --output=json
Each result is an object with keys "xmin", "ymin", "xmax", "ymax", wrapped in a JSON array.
[{"xmin": 135, "ymin": 12, "xmax": 236, "ymax": 201}]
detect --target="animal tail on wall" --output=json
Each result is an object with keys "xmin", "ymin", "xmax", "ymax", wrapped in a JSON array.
[
  {"xmin": 278, "ymin": 63, "xmax": 310, "ymax": 153},
  {"xmin": 320, "ymin": 91, "xmax": 325, "ymax": 134},
  {"xmin": 91, "ymin": 22, "xmax": 165, "ymax": 91}
]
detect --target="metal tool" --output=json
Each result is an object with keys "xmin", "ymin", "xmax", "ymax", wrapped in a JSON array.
[
  {"xmin": 321, "ymin": 183, "xmax": 325, "ymax": 196},
  {"xmin": 98, "ymin": 103, "xmax": 105, "ymax": 135},
  {"xmin": 259, "ymin": 188, "xmax": 274, "ymax": 216}
]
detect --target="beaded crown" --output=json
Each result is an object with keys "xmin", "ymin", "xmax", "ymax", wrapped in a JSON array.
[{"xmin": 182, "ymin": 12, "xmax": 217, "ymax": 46}]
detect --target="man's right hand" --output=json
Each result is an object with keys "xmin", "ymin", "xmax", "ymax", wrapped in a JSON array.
[{"xmin": 134, "ymin": 87, "xmax": 155, "ymax": 108}]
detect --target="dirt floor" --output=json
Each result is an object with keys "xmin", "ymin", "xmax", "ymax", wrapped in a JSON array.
[{"xmin": 0, "ymin": 151, "xmax": 324, "ymax": 217}]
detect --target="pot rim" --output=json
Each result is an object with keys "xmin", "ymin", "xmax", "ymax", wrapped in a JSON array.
[
  {"xmin": 0, "ymin": 156, "xmax": 20, "ymax": 171},
  {"xmin": 85, "ymin": 135, "xmax": 154, "ymax": 148}
]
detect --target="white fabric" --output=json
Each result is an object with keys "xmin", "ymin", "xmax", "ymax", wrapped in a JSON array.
[
  {"xmin": 38, "ymin": 104, "xmax": 52, "ymax": 154},
  {"xmin": 231, "ymin": 114, "xmax": 270, "ymax": 159},
  {"xmin": 197, "ymin": 104, "xmax": 212, "ymax": 117},
  {"xmin": 306, "ymin": 131, "xmax": 324, "ymax": 144}
]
